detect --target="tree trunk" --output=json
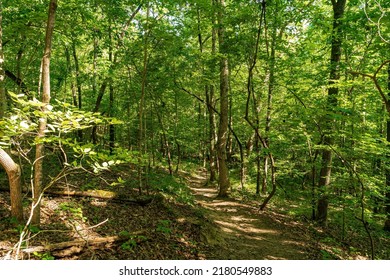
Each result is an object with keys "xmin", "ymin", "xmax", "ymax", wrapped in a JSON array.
[
  {"xmin": 0, "ymin": 1, "xmax": 6, "ymax": 116},
  {"xmin": 174, "ymin": 90, "xmax": 181, "ymax": 173},
  {"xmin": 208, "ymin": 3, "xmax": 218, "ymax": 182},
  {"xmin": 72, "ymin": 40, "xmax": 83, "ymax": 141},
  {"xmin": 138, "ymin": 2, "xmax": 150, "ymax": 194},
  {"xmin": 0, "ymin": 1, "xmax": 23, "ymax": 222},
  {"xmin": 246, "ymin": 1, "xmax": 264, "ymax": 195},
  {"xmin": 255, "ymin": 136, "xmax": 261, "ymax": 194},
  {"xmin": 262, "ymin": 14, "xmax": 277, "ymax": 194},
  {"xmin": 206, "ymin": 84, "xmax": 217, "ymax": 182},
  {"xmin": 385, "ymin": 63, "xmax": 390, "ymax": 231},
  {"xmin": 32, "ymin": 0, "xmax": 57, "ymax": 226},
  {"xmin": 65, "ymin": 47, "xmax": 78, "ymax": 107},
  {"xmin": 108, "ymin": 24, "xmax": 115, "ymax": 154},
  {"xmin": 216, "ymin": 0, "xmax": 230, "ymax": 197},
  {"xmin": 198, "ymin": 5, "xmax": 217, "ymax": 182},
  {"xmin": 109, "ymin": 82, "xmax": 115, "ymax": 154},
  {"xmin": 155, "ymin": 100, "xmax": 173, "ymax": 175},
  {"xmin": 16, "ymin": 39, "xmax": 25, "ymax": 95},
  {"xmin": 316, "ymin": 0, "xmax": 346, "ymax": 226},
  {"xmin": 0, "ymin": 149, "xmax": 24, "ymax": 222}
]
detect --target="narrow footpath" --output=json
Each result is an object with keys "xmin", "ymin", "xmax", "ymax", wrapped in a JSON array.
[{"xmin": 187, "ymin": 169, "xmax": 316, "ymax": 260}]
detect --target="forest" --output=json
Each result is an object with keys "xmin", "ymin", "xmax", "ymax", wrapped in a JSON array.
[{"xmin": 0, "ymin": 0, "xmax": 389, "ymax": 260}]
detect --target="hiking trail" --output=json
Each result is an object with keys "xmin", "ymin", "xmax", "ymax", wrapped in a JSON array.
[{"xmin": 187, "ymin": 168, "xmax": 315, "ymax": 260}]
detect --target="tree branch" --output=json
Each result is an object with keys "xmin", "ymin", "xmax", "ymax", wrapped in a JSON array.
[
  {"xmin": 350, "ymin": 60, "xmax": 390, "ymax": 115},
  {"xmin": 4, "ymin": 70, "xmax": 30, "ymax": 95}
]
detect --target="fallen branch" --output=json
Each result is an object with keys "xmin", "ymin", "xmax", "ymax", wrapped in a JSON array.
[
  {"xmin": 22, "ymin": 236, "xmax": 122, "ymax": 253},
  {"xmin": 46, "ymin": 189, "xmax": 154, "ymax": 206},
  {"xmin": 0, "ymin": 186, "xmax": 154, "ymax": 206},
  {"xmin": 22, "ymin": 231, "xmax": 147, "ymax": 254}
]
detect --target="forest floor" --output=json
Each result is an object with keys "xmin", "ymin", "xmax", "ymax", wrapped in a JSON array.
[{"xmin": 0, "ymin": 166, "xmax": 386, "ymax": 260}]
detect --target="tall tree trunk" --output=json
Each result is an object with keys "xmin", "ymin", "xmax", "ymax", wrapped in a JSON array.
[
  {"xmin": 174, "ymin": 90, "xmax": 181, "ymax": 173},
  {"xmin": 109, "ymin": 82, "xmax": 115, "ymax": 153},
  {"xmin": 92, "ymin": 31, "xmax": 98, "ymax": 102},
  {"xmin": 65, "ymin": 47, "xmax": 78, "ymax": 107},
  {"xmin": 197, "ymin": 6, "xmax": 217, "ymax": 179},
  {"xmin": 207, "ymin": 2, "xmax": 218, "ymax": 182},
  {"xmin": 138, "ymin": 3, "xmax": 150, "ymax": 194},
  {"xmin": 216, "ymin": 0, "xmax": 230, "ymax": 197},
  {"xmin": 72, "ymin": 40, "xmax": 83, "ymax": 141},
  {"xmin": 206, "ymin": 84, "xmax": 217, "ymax": 182},
  {"xmin": 0, "ymin": 0, "xmax": 6, "ymax": 116},
  {"xmin": 157, "ymin": 110, "xmax": 173, "ymax": 175},
  {"xmin": 72, "ymin": 41, "xmax": 82, "ymax": 111},
  {"xmin": 91, "ymin": 81, "xmax": 107, "ymax": 144},
  {"xmin": 0, "ymin": 2, "xmax": 23, "ymax": 222},
  {"xmin": 385, "ymin": 63, "xmax": 390, "ymax": 231},
  {"xmin": 262, "ymin": 14, "xmax": 277, "ymax": 194},
  {"xmin": 316, "ymin": 0, "xmax": 346, "ymax": 226},
  {"xmin": 32, "ymin": 0, "xmax": 57, "ymax": 226},
  {"xmin": 15, "ymin": 43, "xmax": 25, "ymax": 95},
  {"xmin": 246, "ymin": 0, "xmax": 264, "ymax": 194},
  {"xmin": 108, "ymin": 24, "xmax": 115, "ymax": 154}
]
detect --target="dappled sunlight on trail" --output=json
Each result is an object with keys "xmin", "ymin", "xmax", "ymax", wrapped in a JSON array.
[{"xmin": 187, "ymin": 169, "xmax": 311, "ymax": 260}]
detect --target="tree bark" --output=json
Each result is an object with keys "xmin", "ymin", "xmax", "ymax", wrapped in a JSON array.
[
  {"xmin": 216, "ymin": 0, "xmax": 230, "ymax": 197},
  {"xmin": 108, "ymin": 24, "xmax": 115, "ymax": 154},
  {"xmin": 0, "ymin": 1, "xmax": 23, "ymax": 222},
  {"xmin": 22, "ymin": 232, "xmax": 148, "ymax": 256},
  {"xmin": 65, "ymin": 47, "xmax": 78, "ymax": 107},
  {"xmin": 0, "ymin": 0, "xmax": 5, "ymax": 116},
  {"xmin": 32, "ymin": 0, "xmax": 57, "ymax": 226},
  {"xmin": 138, "ymin": 2, "xmax": 150, "ymax": 194},
  {"xmin": 198, "ymin": 4, "xmax": 217, "ymax": 183},
  {"xmin": 385, "ymin": 63, "xmax": 390, "ymax": 231},
  {"xmin": 206, "ymin": 83, "xmax": 217, "ymax": 182},
  {"xmin": 316, "ymin": 0, "xmax": 346, "ymax": 226},
  {"xmin": 109, "ymin": 82, "xmax": 115, "ymax": 153},
  {"xmin": 154, "ymin": 99, "xmax": 173, "ymax": 175},
  {"xmin": 0, "ymin": 149, "xmax": 24, "ymax": 222},
  {"xmin": 72, "ymin": 40, "xmax": 83, "ymax": 141},
  {"xmin": 246, "ymin": 0, "xmax": 265, "ymax": 195}
]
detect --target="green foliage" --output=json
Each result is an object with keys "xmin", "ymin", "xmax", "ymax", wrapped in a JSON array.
[
  {"xmin": 120, "ymin": 238, "xmax": 138, "ymax": 251},
  {"xmin": 58, "ymin": 202, "xmax": 86, "ymax": 222},
  {"xmin": 11, "ymin": 218, "xmax": 41, "ymax": 235},
  {"xmin": 320, "ymin": 249, "xmax": 337, "ymax": 260},
  {"xmin": 33, "ymin": 252, "xmax": 55, "ymax": 260},
  {"xmin": 119, "ymin": 231, "xmax": 147, "ymax": 251},
  {"xmin": 156, "ymin": 219, "xmax": 172, "ymax": 235},
  {"xmin": 147, "ymin": 171, "xmax": 194, "ymax": 205}
]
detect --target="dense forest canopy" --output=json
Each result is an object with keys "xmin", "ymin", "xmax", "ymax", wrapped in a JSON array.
[{"xmin": 0, "ymin": 0, "xmax": 389, "ymax": 260}]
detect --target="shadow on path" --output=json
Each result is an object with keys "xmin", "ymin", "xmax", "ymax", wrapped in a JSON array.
[{"xmin": 186, "ymin": 169, "xmax": 313, "ymax": 260}]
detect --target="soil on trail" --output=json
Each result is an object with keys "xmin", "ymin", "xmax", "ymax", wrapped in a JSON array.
[{"xmin": 188, "ymin": 169, "xmax": 314, "ymax": 260}]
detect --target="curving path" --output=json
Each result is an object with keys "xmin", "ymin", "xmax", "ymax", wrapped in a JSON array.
[{"xmin": 187, "ymin": 169, "xmax": 314, "ymax": 260}]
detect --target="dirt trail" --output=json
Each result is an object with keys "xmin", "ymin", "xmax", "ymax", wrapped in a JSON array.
[{"xmin": 187, "ymin": 169, "xmax": 314, "ymax": 260}]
